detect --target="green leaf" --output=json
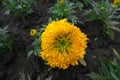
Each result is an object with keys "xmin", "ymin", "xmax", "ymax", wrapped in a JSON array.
[
  {"xmin": 19, "ymin": 71, "xmax": 25, "ymax": 80},
  {"xmin": 79, "ymin": 59, "xmax": 87, "ymax": 67},
  {"xmin": 0, "ymin": 43, "xmax": 3, "ymax": 46},
  {"xmin": 34, "ymin": 48, "xmax": 40, "ymax": 56},
  {"xmin": 109, "ymin": 64, "xmax": 119, "ymax": 80},
  {"xmin": 37, "ymin": 76, "xmax": 41, "ymax": 80},
  {"xmin": 48, "ymin": 17, "xmax": 53, "ymax": 23},
  {"xmin": 87, "ymin": 72, "xmax": 106, "ymax": 80},
  {"xmin": 45, "ymin": 76, "xmax": 52, "ymax": 80},
  {"xmin": 3, "ymin": 25, "xmax": 9, "ymax": 30},
  {"xmin": 4, "ymin": 10, "xmax": 11, "ymax": 15},
  {"xmin": 111, "ymin": 26, "xmax": 120, "ymax": 32},
  {"xmin": 106, "ymin": 28, "xmax": 115, "ymax": 39},
  {"xmin": 100, "ymin": 59, "xmax": 111, "ymax": 76},
  {"xmin": 113, "ymin": 48, "xmax": 120, "ymax": 61},
  {"xmin": 27, "ymin": 50, "xmax": 33, "ymax": 58}
]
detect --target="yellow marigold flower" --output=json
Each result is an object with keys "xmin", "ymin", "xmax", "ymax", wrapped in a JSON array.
[
  {"xmin": 30, "ymin": 29, "xmax": 38, "ymax": 37},
  {"xmin": 113, "ymin": 0, "xmax": 120, "ymax": 4},
  {"xmin": 40, "ymin": 19, "xmax": 88, "ymax": 69}
]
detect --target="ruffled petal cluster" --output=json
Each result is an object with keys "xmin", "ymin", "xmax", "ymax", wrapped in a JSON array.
[{"xmin": 40, "ymin": 19, "xmax": 88, "ymax": 69}]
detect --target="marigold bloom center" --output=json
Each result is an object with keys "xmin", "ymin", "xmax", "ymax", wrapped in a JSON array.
[{"xmin": 54, "ymin": 34, "xmax": 72, "ymax": 53}]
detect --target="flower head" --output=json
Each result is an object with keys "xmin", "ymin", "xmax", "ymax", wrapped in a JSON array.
[
  {"xmin": 113, "ymin": 0, "xmax": 120, "ymax": 4},
  {"xmin": 30, "ymin": 29, "xmax": 38, "ymax": 37},
  {"xmin": 40, "ymin": 19, "xmax": 88, "ymax": 69}
]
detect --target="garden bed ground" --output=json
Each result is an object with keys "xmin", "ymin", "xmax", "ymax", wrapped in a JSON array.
[{"xmin": 0, "ymin": 0, "xmax": 120, "ymax": 80}]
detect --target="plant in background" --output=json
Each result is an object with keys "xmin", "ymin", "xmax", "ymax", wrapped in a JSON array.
[
  {"xmin": 84, "ymin": 0, "xmax": 114, "ymax": 21},
  {"xmin": 0, "ymin": 26, "xmax": 12, "ymax": 53},
  {"xmin": 88, "ymin": 48, "xmax": 120, "ymax": 80},
  {"xmin": 2, "ymin": 0, "xmax": 35, "ymax": 19},
  {"xmin": 75, "ymin": 0, "xmax": 93, "ymax": 10},
  {"xmin": 40, "ymin": 19, "xmax": 88, "ymax": 69},
  {"xmin": 18, "ymin": 70, "xmax": 52, "ymax": 80},
  {"xmin": 49, "ymin": 0, "xmax": 78, "ymax": 24},
  {"xmin": 83, "ymin": 0, "xmax": 120, "ymax": 39}
]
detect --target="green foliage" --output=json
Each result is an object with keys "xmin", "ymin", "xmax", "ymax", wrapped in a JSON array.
[
  {"xmin": 45, "ymin": 76, "xmax": 52, "ymax": 80},
  {"xmin": 79, "ymin": 59, "xmax": 87, "ymax": 67},
  {"xmin": 2, "ymin": 0, "xmax": 35, "ymax": 19},
  {"xmin": 112, "ymin": 7, "xmax": 120, "ymax": 19},
  {"xmin": 49, "ymin": 0, "xmax": 77, "ymax": 24},
  {"xmin": 0, "ymin": 26, "xmax": 12, "ymax": 53},
  {"xmin": 83, "ymin": 0, "xmax": 120, "ymax": 39},
  {"xmin": 88, "ymin": 49, "xmax": 120, "ymax": 80},
  {"xmin": 84, "ymin": 0, "xmax": 114, "ymax": 21},
  {"xmin": 75, "ymin": 0, "xmax": 93, "ymax": 10},
  {"xmin": 27, "ymin": 37, "xmax": 41, "ymax": 57},
  {"xmin": 87, "ymin": 72, "xmax": 106, "ymax": 80},
  {"xmin": 18, "ymin": 71, "xmax": 52, "ymax": 80}
]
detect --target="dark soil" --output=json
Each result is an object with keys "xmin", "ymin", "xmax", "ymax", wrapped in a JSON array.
[{"xmin": 0, "ymin": 0, "xmax": 120, "ymax": 80}]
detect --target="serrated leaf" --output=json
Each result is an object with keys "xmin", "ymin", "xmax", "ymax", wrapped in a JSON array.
[{"xmin": 79, "ymin": 59, "xmax": 87, "ymax": 67}]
